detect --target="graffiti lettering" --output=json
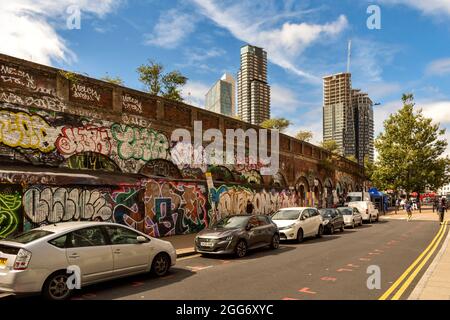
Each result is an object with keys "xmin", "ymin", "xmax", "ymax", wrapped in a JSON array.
[
  {"xmin": 72, "ymin": 83, "xmax": 100, "ymax": 102},
  {"xmin": 0, "ymin": 91, "xmax": 67, "ymax": 112},
  {"xmin": 23, "ymin": 187, "xmax": 113, "ymax": 224},
  {"xmin": 0, "ymin": 191, "xmax": 21, "ymax": 238},
  {"xmin": 111, "ymin": 124, "xmax": 169, "ymax": 161},
  {"xmin": 0, "ymin": 65, "xmax": 53, "ymax": 95},
  {"xmin": 122, "ymin": 94, "xmax": 142, "ymax": 114},
  {"xmin": 56, "ymin": 125, "xmax": 112, "ymax": 156},
  {"xmin": 0, "ymin": 110, "xmax": 55, "ymax": 152}
]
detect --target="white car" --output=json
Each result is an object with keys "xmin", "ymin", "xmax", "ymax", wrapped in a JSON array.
[
  {"xmin": 347, "ymin": 201, "xmax": 379, "ymax": 223},
  {"xmin": 271, "ymin": 207, "xmax": 324, "ymax": 243},
  {"xmin": 337, "ymin": 207, "xmax": 363, "ymax": 228},
  {"xmin": 0, "ymin": 222, "xmax": 177, "ymax": 300}
]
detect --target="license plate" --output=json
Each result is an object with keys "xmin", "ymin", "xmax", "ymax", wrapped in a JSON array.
[
  {"xmin": 200, "ymin": 242, "xmax": 214, "ymax": 247},
  {"xmin": 0, "ymin": 258, "xmax": 7, "ymax": 266}
]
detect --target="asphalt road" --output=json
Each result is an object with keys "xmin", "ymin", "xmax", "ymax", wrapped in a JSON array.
[{"xmin": 65, "ymin": 218, "xmax": 444, "ymax": 300}]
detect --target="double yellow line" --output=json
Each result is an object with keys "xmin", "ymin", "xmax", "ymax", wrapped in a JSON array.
[{"xmin": 379, "ymin": 220, "xmax": 449, "ymax": 300}]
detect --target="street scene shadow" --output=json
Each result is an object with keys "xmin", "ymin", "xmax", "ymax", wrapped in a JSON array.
[{"xmin": 68, "ymin": 268, "xmax": 196, "ymax": 300}]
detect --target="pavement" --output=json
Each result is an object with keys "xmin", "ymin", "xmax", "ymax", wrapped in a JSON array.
[
  {"xmin": 162, "ymin": 233, "xmax": 197, "ymax": 258},
  {"xmin": 63, "ymin": 218, "xmax": 443, "ymax": 300}
]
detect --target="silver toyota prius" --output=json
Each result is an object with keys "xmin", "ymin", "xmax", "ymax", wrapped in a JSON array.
[{"xmin": 0, "ymin": 221, "xmax": 177, "ymax": 300}]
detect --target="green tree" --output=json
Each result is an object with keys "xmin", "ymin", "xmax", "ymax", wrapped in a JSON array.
[
  {"xmin": 295, "ymin": 130, "xmax": 313, "ymax": 142},
  {"xmin": 137, "ymin": 60, "xmax": 187, "ymax": 101},
  {"xmin": 260, "ymin": 118, "xmax": 292, "ymax": 132},
  {"xmin": 101, "ymin": 74, "xmax": 124, "ymax": 86},
  {"xmin": 321, "ymin": 140, "xmax": 339, "ymax": 154},
  {"xmin": 373, "ymin": 94, "xmax": 450, "ymax": 194}
]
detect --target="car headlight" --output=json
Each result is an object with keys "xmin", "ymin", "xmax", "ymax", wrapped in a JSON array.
[
  {"xmin": 219, "ymin": 235, "xmax": 233, "ymax": 241},
  {"xmin": 279, "ymin": 224, "xmax": 295, "ymax": 230},
  {"xmin": 323, "ymin": 219, "xmax": 330, "ymax": 225}
]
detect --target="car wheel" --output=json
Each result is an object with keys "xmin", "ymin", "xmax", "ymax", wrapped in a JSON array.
[
  {"xmin": 316, "ymin": 225, "xmax": 324, "ymax": 238},
  {"xmin": 330, "ymin": 225, "xmax": 334, "ymax": 235},
  {"xmin": 235, "ymin": 240, "xmax": 247, "ymax": 258},
  {"xmin": 42, "ymin": 271, "xmax": 72, "ymax": 301},
  {"xmin": 296, "ymin": 229, "xmax": 304, "ymax": 243},
  {"xmin": 151, "ymin": 253, "xmax": 170, "ymax": 276},
  {"xmin": 271, "ymin": 234, "xmax": 280, "ymax": 249}
]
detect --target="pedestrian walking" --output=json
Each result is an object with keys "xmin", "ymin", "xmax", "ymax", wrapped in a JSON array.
[
  {"xmin": 246, "ymin": 200, "xmax": 254, "ymax": 214},
  {"xmin": 405, "ymin": 201, "xmax": 412, "ymax": 221},
  {"xmin": 438, "ymin": 199, "xmax": 445, "ymax": 225}
]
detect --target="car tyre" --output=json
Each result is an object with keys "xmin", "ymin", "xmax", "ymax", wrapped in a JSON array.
[
  {"xmin": 235, "ymin": 240, "xmax": 247, "ymax": 258},
  {"xmin": 270, "ymin": 234, "xmax": 280, "ymax": 249},
  {"xmin": 151, "ymin": 253, "xmax": 170, "ymax": 277},
  {"xmin": 316, "ymin": 225, "xmax": 324, "ymax": 238},
  {"xmin": 42, "ymin": 271, "xmax": 72, "ymax": 301},
  {"xmin": 296, "ymin": 229, "xmax": 304, "ymax": 243}
]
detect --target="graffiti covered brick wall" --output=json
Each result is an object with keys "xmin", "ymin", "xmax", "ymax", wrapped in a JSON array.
[{"xmin": 0, "ymin": 54, "xmax": 364, "ymax": 238}]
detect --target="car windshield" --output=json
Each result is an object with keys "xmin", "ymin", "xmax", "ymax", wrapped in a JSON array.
[
  {"xmin": 213, "ymin": 216, "xmax": 249, "ymax": 229},
  {"xmin": 319, "ymin": 209, "xmax": 334, "ymax": 217},
  {"xmin": 5, "ymin": 230, "xmax": 54, "ymax": 244},
  {"xmin": 271, "ymin": 210, "xmax": 301, "ymax": 220},
  {"xmin": 346, "ymin": 196, "xmax": 361, "ymax": 202},
  {"xmin": 338, "ymin": 208, "xmax": 353, "ymax": 215}
]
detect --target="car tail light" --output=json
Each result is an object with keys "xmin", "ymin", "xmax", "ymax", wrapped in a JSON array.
[{"xmin": 13, "ymin": 249, "xmax": 32, "ymax": 270}]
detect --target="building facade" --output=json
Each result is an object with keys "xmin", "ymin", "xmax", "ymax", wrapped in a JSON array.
[
  {"xmin": 205, "ymin": 73, "xmax": 236, "ymax": 116},
  {"xmin": 323, "ymin": 73, "xmax": 355, "ymax": 157},
  {"xmin": 352, "ymin": 89, "xmax": 374, "ymax": 164},
  {"xmin": 237, "ymin": 45, "xmax": 270, "ymax": 125}
]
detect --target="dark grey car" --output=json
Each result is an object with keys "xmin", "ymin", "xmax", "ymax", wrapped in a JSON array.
[{"xmin": 195, "ymin": 215, "xmax": 280, "ymax": 258}]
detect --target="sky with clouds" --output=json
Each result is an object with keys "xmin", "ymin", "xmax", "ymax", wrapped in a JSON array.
[{"xmin": 1, "ymin": 0, "xmax": 450, "ymax": 151}]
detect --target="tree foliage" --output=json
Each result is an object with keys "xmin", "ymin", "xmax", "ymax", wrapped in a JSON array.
[
  {"xmin": 101, "ymin": 74, "xmax": 124, "ymax": 86},
  {"xmin": 260, "ymin": 118, "xmax": 292, "ymax": 132},
  {"xmin": 295, "ymin": 130, "xmax": 313, "ymax": 142},
  {"xmin": 321, "ymin": 140, "xmax": 339, "ymax": 154},
  {"xmin": 137, "ymin": 60, "xmax": 187, "ymax": 101},
  {"xmin": 373, "ymin": 94, "xmax": 450, "ymax": 193}
]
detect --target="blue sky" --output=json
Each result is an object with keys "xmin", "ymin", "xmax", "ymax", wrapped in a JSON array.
[{"xmin": 2, "ymin": 0, "xmax": 450, "ymax": 151}]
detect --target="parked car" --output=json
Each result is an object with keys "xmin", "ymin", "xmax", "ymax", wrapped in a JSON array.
[
  {"xmin": 0, "ymin": 222, "xmax": 176, "ymax": 300},
  {"xmin": 319, "ymin": 208, "xmax": 345, "ymax": 234},
  {"xmin": 337, "ymin": 206, "xmax": 363, "ymax": 228},
  {"xmin": 195, "ymin": 215, "xmax": 279, "ymax": 258},
  {"xmin": 347, "ymin": 201, "xmax": 379, "ymax": 223},
  {"xmin": 271, "ymin": 207, "xmax": 323, "ymax": 243}
]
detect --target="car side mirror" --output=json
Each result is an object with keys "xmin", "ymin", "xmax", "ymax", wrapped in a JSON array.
[
  {"xmin": 300, "ymin": 215, "xmax": 305, "ymax": 221},
  {"xmin": 137, "ymin": 236, "xmax": 148, "ymax": 243}
]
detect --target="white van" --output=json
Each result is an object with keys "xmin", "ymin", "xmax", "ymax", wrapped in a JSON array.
[{"xmin": 347, "ymin": 201, "xmax": 379, "ymax": 223}]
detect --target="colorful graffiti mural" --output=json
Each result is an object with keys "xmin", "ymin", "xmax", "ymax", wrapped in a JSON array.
[
  {"xmin": 0, "ymin": 188, "xmax": 21, "ymax": 238},
  {"xmin": 56, "ymin": 125, "xmax": 112, "ymax": 156},
  {"xmin": 0, "ymin": 110, "xmax": 55, "ymax": 153},
  {"xmin": 23, "ymin": 187, "xmax": 113, "ymax": 225},
  {"xmin": 111, "ymin": 124, "xmax": 169, "ymax": 161}
]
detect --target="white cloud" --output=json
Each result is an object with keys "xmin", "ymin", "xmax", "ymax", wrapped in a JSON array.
[
  {"xmin": 191, "ymin": 0, "xmax": 348, "ymax": 83},
  {"xmin": 145, "ymin": 9, "xmax": 197, "ymax": 49},
  {"xmin": 422, "ymin": 101, "xmax": 450, "ymax": 124},
  {"xmin": 182, "ymin": 80, "xmax": 210, "ymax": 108},
  {"xmin": 271, "ymin": 84, "xmax": 301, "ymax": 115},
  {"xmin": 0, "ymin": 0, "xmax": 121, "ymax": 65},
  {"xmin": 426, "ymin": 58, "xmax": 450, "ymax": 76},
  {"xmin": 381, "ymin": 0, "xmax": 450, "ymax": 16}
]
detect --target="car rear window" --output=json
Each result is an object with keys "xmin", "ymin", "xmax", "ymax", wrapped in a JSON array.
[{"xmin": 6, "ymin": 230, "xmax": 54, "ymax": 244}]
